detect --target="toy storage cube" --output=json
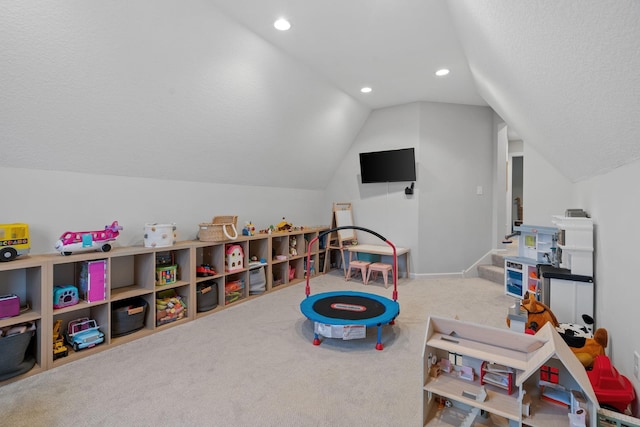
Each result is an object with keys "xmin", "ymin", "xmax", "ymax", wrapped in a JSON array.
[
  {"xmin": 196, "ymin": 280, "xmax": 218, "ymax": 312},
  {"xmin": 225, "ymin": 244, "xmax": 244, "ymax": 272},
  {"xmin": 111, "ymin": 297, "xmax": 148, "ymax": 337},
  {"xmin": 249, "ymin": 266, "xmax": 266, "ymax": 295}
]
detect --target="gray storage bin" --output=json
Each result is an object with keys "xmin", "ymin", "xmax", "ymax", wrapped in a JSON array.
[
  {"xmin": 249, "ymin": 265, "xmax": 266, "ymax": 295},
  {"xmin": 0, "ymin": 325, "xmax": 36, "ymax": 381},
  {"xmin": 111, "ymin": 297, "xmax": 148, "ymax": 337},
  {"xmin": 197, "ymin": 280, "xmax": 218, "ymax": 312}
]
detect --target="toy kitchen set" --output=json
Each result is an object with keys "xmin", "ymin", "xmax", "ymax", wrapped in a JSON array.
[{"xmin": 505, "ymin": 210, "xmax": 595, "ymax": 332}]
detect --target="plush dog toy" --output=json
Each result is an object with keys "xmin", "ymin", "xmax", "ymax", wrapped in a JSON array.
[{"xmin": 507, "ymin": 293, "xmax": 607, "ymax": 368}]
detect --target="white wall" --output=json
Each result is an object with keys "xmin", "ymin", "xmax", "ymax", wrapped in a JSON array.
[
  {"xmin": 522, "ymin": 142, "xmax": 575, "ymax": 227},
  {"xmin": 323, "ymin": 103, "xmax": 420, "ymax": 261},
  {"xmin": 574, "ymin": 161, "xmax": 640, "ymax": 398},
  {"xmin": 324, "ymin": 102, "xmax": 494, "ymax": 275},
  {"xmin": 1, "ymin": 167, "xmax": 326, "ymax": 255},
  {"xmin": 418, "ymin": 102, "xmax": 494, "ymax": 274},
  {"xmin": 521, "ymin": 142, "xmax": 640, "ymax": 408}
]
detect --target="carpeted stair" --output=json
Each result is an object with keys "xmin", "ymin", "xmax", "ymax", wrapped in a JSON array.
[
  {"xmin": 477, "ymin": 253, "xmax": 507, "ymax": 285},
  {"xmin": 477, "ymin": 244, "xmax": 518, "ymax": 285}
]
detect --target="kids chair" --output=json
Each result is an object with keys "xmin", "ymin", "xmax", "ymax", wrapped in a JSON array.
[
  {"xmin": 346, "ymin": 260, "xmax": 370, "ymax": 284},
  {"xmin": 366, "ymin": 262, "xmax": 393, "ymax": 288}
]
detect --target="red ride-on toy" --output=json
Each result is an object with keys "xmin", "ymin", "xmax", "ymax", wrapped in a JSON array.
[{"xmin": 587, "ymin": 355, "xmax": 636, "ymax": 413}]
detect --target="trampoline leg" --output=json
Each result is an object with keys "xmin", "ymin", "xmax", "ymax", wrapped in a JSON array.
[
  {"xmin": 376, "ymin": 324, "xmax": 383, "ymax": 351},
  {"xmin": 313, "ymin": 332, "xmax": 321, "ymax": 346}
]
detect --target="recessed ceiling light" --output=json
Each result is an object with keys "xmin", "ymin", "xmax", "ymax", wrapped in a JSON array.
[
  {"xmin": 360, "ymin": 87, "xmax": 372, "ymax": 93},
  {"xmin": 274, "ymin": 18, "xmax": 291, "ymax": 31},
  {"xmin": 435, "ymin": 68, "xmax": 450, "ymax": 77}
]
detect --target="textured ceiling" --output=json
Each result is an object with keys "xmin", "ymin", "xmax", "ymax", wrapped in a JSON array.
[
  {"xmin": 208, "ymin": 0, "xmax": 487, "ymax": 109},
  {"xmin": 448, "ymin": 0, "xmax": 640, "ymax": 182},
  {"xmin": 1, "ymin": 1, "xmax": 639, "ymax": 188}
]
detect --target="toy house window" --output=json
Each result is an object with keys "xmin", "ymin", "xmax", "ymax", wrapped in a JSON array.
[
  {"xmin": 540, "ymin": 365, "xmax": 559, "ymax": 384},
  {"xmin": 449, "ymin": 352, "xmax": 463, "ymax": 366}
]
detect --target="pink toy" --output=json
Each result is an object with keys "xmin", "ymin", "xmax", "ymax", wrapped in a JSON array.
[
  {"xmin": 225, "ymin": 244, "xmax": 244, "ymax": 272},
  {"xmin": 54, "ymin": 221, "xmax": 122, "ymax": 256}
]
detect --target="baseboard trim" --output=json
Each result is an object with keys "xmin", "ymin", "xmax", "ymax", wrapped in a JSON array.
[{"xmin": 411, "ymin": 272, "xmax": 465, "ymax": 279}]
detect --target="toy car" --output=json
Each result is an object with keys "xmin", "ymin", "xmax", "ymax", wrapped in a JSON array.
[
  {"xmin": 54, "ymin": 221, "xmax": 122, "ymax": 256},
  {"xmin": 196, "ymin": 264, "xmax": 216, "ymax": 277},
  {"xmin": 64, "ymin": 317, "xmax": 105, "ymax": 351},
  {"xmin": 52, "ymin": 319, "xmax": 68, "ymax": 360}
]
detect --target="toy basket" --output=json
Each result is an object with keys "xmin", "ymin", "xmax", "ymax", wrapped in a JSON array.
[
  {"xmin": 144, "ymin": 223, "xmax": 177, "ymax": 248},
  {"xmin": 198, "ymin": 215, "xmax": 238, "ymax": 242}
]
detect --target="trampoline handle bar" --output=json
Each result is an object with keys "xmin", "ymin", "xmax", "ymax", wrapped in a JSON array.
[
  {"xmin": 305, "ymin": 226, "xmax": 398, "ymax": 301},
  {"xmin": 317, "ymin": 226, "xmax": 386, "ymax": 243}
]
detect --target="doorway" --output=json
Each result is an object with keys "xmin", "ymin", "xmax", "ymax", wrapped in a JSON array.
[{"xmin": 507, "ymin": 153, "xmax": 524, "ymax": 232}]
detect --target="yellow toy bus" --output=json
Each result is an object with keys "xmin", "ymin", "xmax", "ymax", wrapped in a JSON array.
[{"xmin": 0, "ymin": 223, "xmax": 30, "ymax": 262}]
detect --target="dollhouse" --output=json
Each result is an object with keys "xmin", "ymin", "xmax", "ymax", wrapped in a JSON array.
[{"xmin": 422, "ymin": 316, "xmax": 600, "ymax": 426}]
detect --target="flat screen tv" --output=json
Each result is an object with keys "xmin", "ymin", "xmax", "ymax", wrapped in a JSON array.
[{"xmin": 359, "ymin": 147, "xmax": 416, "ymax": 183}]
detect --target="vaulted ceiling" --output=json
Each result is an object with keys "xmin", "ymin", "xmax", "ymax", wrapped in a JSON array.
[{"xmin": 1, "ymin": 1, "xmax": 638, "ymax": 188}]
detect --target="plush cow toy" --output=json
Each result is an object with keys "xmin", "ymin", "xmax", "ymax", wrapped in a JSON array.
[{"xmin": 507, "ymin": 293, "xmax": 607, "ymax": 368}]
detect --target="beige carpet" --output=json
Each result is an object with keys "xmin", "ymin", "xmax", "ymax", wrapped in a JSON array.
[{"xmin": 0, "ymin": 272, "xmax": 512, "ymax": 427}]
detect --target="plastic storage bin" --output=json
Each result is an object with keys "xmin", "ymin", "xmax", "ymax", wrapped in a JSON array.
[
  {"xmin": 156, "ymin": 289, "xmax": 187, "ymax": 326},
  {"xmin": 111, "ymin": 297, "xmax": 148, "ymax": 337},
  {"xmin": 225, "ymin": 279, "xmax": 245, "ymax": 304},
  {"xmin": 249, "ymin": 266, "xmax": 266, "ymax": 295},
  {"xmin": 196, "ymin": 280, "xmax": 218, "ymax": 312}
]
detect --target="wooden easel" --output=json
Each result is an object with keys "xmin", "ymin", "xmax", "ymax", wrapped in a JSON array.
[{"xmin": 327, "ymin": 202, "xmax": 357, "ymax": 276}]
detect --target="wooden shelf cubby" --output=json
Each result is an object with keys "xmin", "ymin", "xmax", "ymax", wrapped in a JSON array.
[{"xmin": 0, "ymin": 227, "xmax": 329, "ymax": 387}]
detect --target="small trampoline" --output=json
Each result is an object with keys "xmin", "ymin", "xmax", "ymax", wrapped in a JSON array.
[{"xmin": 300, "ymin": 226, "xmax": 400, "ymax": 350}]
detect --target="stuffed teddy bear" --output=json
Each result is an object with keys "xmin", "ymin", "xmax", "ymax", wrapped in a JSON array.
[{"xmin": 507, "ymin": 293, "xmax": 607, "ymax": 368}]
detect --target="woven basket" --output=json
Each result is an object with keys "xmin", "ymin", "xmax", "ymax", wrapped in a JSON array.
[{"xmin": 198, "ymin": 215, "xmax": 238, "ymax": 242}]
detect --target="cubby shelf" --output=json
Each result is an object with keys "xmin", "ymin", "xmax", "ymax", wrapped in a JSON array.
[{"xmin": 0, "ymin": 227, "xmax": 329, "ymax": 387}]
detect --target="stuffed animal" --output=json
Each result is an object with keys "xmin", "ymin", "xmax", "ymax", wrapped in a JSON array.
[
  {"xmin": 507, "ymin": 293, "xmax": 607, "ymax": 368},
  {"xmin": 289, "ymin": 236, "xmax": 297, "ymax": 257}
]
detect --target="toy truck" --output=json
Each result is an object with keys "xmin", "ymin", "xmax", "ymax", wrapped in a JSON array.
[
  {"xmin": 0, "ymin": 223, "xmax": 30, "ymax": 262},
  {"xmin": 64, "ymin": 317, "xmax": 104, "ymax": 351},
  {"xmin": 52, "ymin": 320, "xmax": 68, "ymax": 360}
]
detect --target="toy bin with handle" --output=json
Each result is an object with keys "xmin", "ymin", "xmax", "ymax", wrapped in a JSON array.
[
  {"xmin": 196, "ymin": 280, "xmax": 218, "ymax": 312},
  {"xmin": 111, "ymin": 297, "xmax": 148, "ymax": 337},
  {"xmin": 0, "ymin": 322, "xmax": 36, "ymax": 381},
  {"xmin": 198, "ymin": 216, "xmax": 238, "ymax": 242}
]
